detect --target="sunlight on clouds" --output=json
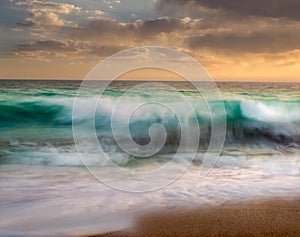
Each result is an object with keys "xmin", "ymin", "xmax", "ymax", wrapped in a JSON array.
[
  {"xmin": 15, "ymin": 0, "xmax": 81, "ymax": 29},
  {"xmin": 0, "ymin": 0, "xmax": 299, "ymax": 81},
  {"xmin": 16, "ymin": 0, "xmax": 81, "ymax": 14}
]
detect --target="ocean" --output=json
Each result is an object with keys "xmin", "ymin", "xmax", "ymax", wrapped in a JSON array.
[{"xmin": 0, "ymin": 80, "xmax": 299, "ymax": 235}]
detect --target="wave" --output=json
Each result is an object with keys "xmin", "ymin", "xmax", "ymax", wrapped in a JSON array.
[
  {"xmin": 0, "ymin": 98, "xmax": 299, "ymax": 147},
  {"xmin": 1, "ymin": 139, "xmax": 299, "ymax": 174},
  {"xmin": 0, "ymin": 100, "xmax": 68, "ymax": 125},
  {"xmin": 240, "ymin": 99, "xmax": 300, "ymax": 123}
]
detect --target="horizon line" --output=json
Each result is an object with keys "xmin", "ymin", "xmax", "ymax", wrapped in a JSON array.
[{"xmin": 0, "ymin": 78, "xmax": 299, "ymax": 83}]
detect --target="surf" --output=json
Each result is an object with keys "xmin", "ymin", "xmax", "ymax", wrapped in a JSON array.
[{"xmin": 0, "ymin": 97, "xmax": 299, "ymax": 147}]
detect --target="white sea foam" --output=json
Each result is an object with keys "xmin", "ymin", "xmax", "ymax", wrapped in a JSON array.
[{"xmin": 241, "ymin": 99, "xmax": 300, "ymax": 123}]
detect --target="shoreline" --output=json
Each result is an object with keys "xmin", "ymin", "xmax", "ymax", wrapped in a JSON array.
[{"xmin": 88, "ymin": 198, "xmax": 300, "ymax": 237}]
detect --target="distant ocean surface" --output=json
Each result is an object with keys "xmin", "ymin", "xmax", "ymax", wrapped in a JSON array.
[{"xmin": 0, "ymin": 80, "xmax": 299, "ymax": 235}]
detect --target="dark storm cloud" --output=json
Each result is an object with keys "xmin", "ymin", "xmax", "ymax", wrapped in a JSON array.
[
  {"xmin": 140, "ymin": 17, "xmax": 187, "ymax": 35},
  {"xmin": 188, "ymin": 27, "xmax": 300, "ymax": 53},
  {"xmin": 15, "ymin": 40, "xmax": 77, "ymax": 52},
  {"xmin": 16, "ymin": 20, "xmax": 35, "ymax": 27},
  {"xmin": 88, "ymin": 45, "xmax": 127, "ymax": 57},
  {"xmin": 13, "ymin": 39, "xmax": 126, "ymax": 59},
  {"xmin": 155, "ymin": 0, "xmax": 300, "ymax": 54},
  {"xmin": 157, "ymin": 0, "xmax": 300, "ymax": 21},
  {"xmin": 67, "ymin": 17, "xmax": 189, "ymax": 42},
  {"xmin": 13, "ymin": 40, "xmax": 86, "ymax": 59}
]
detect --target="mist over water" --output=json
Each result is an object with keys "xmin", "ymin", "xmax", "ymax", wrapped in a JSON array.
[{"xmin": 0, "ymin": 80, "xmax": 299, "ymax": 235}]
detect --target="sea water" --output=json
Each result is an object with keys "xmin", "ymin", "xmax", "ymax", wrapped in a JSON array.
[{"xmin": 0, "ymin": 80, "xmax": 299, "ymax": 235}]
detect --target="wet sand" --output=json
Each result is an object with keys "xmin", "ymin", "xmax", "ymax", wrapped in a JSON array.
[{"xmin": 90, "ymin": 198, "xmax": 300, "ymax": 237}]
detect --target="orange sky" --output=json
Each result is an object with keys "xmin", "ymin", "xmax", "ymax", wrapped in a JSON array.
[{"xmin": 1, "ymin": 56, "xmax": 299, "ymax": 82}]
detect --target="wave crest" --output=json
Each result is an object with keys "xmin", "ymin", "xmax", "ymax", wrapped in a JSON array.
[{"xmin": 0, "ymin": 98, "xmax": 299, "ymax": 147}]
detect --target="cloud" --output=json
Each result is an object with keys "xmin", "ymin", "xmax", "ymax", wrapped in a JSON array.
[
  {"xmin": 14, "ymin": 14, "xmax": 300, "ymax": 60},
  {"xmin": 11, "ymin": 0, "xmax": 300, "ymax": 65},
  {"xmin": 13, "ymin": 40, "xmax": 86, "ymax": 60},
  {"xmin": 12, "ymin": 15, "xmax": 195, "ymax": 60},
  {"xmin": 17, "ymin": 10, "xmax": 65, "ymax": 28},
  {"xmin": 157, "ymin": 0, "xmax": 300, "ymax": 21},
  {"xmin": 12, "ymin": 39, "xmax": 127, "ymax": 60},
  {"xmin": 262, "ymin": 49, "xmax": 300, "ymax": 67},
  {"xmin": 155, "ymin": 1, "xmax": 300, "ymax": 55},
  {"xmin": 187, "ymin": 20, "xmax": 300, "ymax": 54},
  {"xmin": 66, "ymin": 17, "xmax": 192, "ymax": 43},
  {"xmin": 139, "ymin": 17, "xmax": 189, "ymax": 35},
  {"xmin": 16, "ymin": 0, "xmax": 81, "ymax": 14},
  {"xmin": 16, "ymin": 0, "xmax": 81, "ymax": 29},
  {"xmin": 88, "ymin": 45, "xmax": 127, "ymax": 57}
]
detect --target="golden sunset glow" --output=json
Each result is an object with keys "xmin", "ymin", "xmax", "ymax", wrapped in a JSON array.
[
  {"xmin": 0, "ymin": 0, "xmax": 299, "ymax": 82},
  {"xmin": 117, "ymin": 68, "xmax": 184, "ymax": 81}
]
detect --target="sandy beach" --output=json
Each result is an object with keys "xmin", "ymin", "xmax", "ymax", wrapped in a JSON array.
[{"xmin": 92, "ymin": 198, "xmax": 300, "ymax": 237}]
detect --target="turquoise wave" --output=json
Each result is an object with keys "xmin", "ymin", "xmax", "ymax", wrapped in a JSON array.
[
  {"xmin": 0, "ymin": 101, "xmax": 66, "ymax": 125},
  {"xmin": 0, "ymin": 97, "xmax": 299, "ymax": 147},
  {"xmin": 0, "ymin": 81, "xmax": 299, "ymax": 167}
]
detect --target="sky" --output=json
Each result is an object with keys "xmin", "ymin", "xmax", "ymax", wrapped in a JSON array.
[{"xmin": 0, "ymin": 0, "xmax": 300, "ymax": 81}]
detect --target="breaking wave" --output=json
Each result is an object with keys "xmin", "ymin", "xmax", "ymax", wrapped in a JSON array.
[{"xmin": 0, "ymin": 97, "xmax": 299, "ymax": 147}]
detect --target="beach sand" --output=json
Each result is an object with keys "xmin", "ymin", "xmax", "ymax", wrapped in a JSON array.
[{"xmin": 90, "ymin": 198, "xmax": 300, "ymax": 237}]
